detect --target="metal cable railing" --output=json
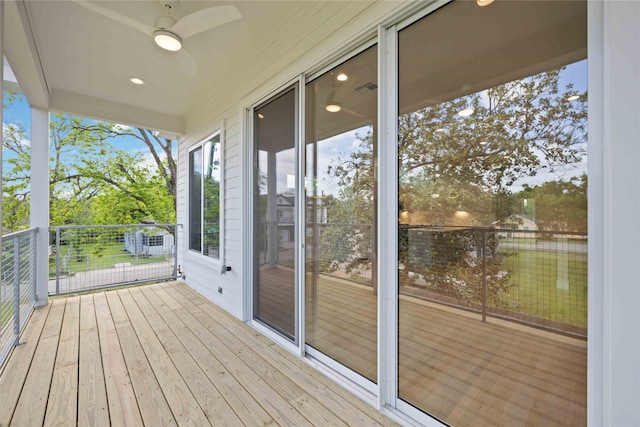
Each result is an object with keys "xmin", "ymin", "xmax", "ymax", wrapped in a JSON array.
[
  {"xmin": 399, "ymin": 225, "xmax": 588, "ymax": 338},
  {"xmin": 1, "ymin": 228, "xmax": 38, "ymax": 368},
  {"xmin": 50, "ymin": 224, "xmax": 181, "ymax": 296}
]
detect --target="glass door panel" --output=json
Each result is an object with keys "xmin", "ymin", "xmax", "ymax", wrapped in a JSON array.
[
  {"xmin": 397, "ymin": 2, "xmax": 588, "ymax": 425},
  {"xmin": 305, "ymin": 46, "xmax": 378, "ymax": 382},
  {"xmin": 253, "ymin": 87, "xmax": 297, "ymax": 342}
]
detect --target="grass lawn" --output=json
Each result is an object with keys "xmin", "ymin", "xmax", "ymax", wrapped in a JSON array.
[
  {"xmin": 48, "ymin": 242, "xmax": 169, "ymax": 277},
  {"xmin": 499, "ymin": 248, "xmax": 588, "ymax": 329}
]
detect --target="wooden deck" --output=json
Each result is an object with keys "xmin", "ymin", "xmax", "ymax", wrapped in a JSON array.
[{"xmin": 0, "ymin": 281, "xmax": 397, "ymax": 427}]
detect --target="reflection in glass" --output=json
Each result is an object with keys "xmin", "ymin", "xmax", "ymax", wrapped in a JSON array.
[
  {"xmin": 398, "ymin": 1, "xmax": 587, "ymax": 425},
  {"xmin": 254, "ymin": 88, "xmax": 297, "ymax": 341},
  {"xmin": 189, "ymin": 147, "xmax": 203, "ymax": 252},
  {"xmin": 203, "ymin": 135, "xmax": 221, "ymax": 258},
  {"xmin": 305, "ymin": 46, "xmax": 378, "ymax": 382},
  {"xmin": 189, "ymin": 135, "xmax": 221, "ymax": 258}
]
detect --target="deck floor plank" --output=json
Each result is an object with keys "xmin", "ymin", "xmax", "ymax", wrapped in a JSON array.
[
  {"xmin": 93, "ymin": 292, "xmax": 144, "ymax": 427},
  {"xmin": 149, "ymin": 285, "xmax": 317, "ymax": 427},
  {"xmin": 10, "ymin": 299, "xmax": 66, "ymax": 427},
  {"xmin": 104, "ymin": 290, "xmax": 177, "ymax": 426},
  {"xmin": 44, "ymin": 296, "xmax": 80, "ymax": 427},
  {"xmin": 115, "ymin": 288, "xmax": 213, "ymax": 427},
  {"xmin": 168, "ymin": 281, "xmax": 393, "ymax": 427},
  {"xmin": 140, "ymin": 285, "xmax": 279, "ymax": 426},
  {"xmin": 0, "ymin": 303, "xmax": 51, "ymax": 426},
  {"xmin": 78, "ymin": 294, "xmax": 110, "ymax": 427},
  {"xmin": 155, "ymin": 284, "xmax": 357, "ymax": 427},
  {"xmin": 128, "ymin": 286, "xmax": 245, "ymax": 426}
]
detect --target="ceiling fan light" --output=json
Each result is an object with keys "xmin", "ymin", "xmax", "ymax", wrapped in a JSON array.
[
  {"xmin": 326, "ymin": 103, "xmax": 341, "ymax": 113},
  {"xmin": 154, "ymin": 30, "xmax": 182, "ymax": 51}
]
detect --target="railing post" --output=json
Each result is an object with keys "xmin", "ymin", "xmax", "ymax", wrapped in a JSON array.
[
  {"xmin": 13, "ymin": 236, "xmax": 21, "ymax": 345},
  {"xmin": 174, "ymin": 226, "xmax": 179, "ymax": 278},
  {"xmin": 481, "ymin": 229, "xmax": 487, "ymax": 323},
  {"xmin": 55, "ymin": 227, "xmax": 61, "ymax": 295}
]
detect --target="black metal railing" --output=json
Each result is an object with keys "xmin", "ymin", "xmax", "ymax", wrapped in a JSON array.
[{"xmin": 399, "ymin": 225, "xmax": 587, "ymax": 338}]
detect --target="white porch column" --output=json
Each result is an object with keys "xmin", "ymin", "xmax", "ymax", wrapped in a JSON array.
[{"xmin": 30, "ymin": 107, "xmax": 49, "ymax": 306}]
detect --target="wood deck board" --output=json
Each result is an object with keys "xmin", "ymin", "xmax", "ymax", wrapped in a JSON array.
[
  {"xmin": 104, "ymin": 290, "xmax": 177, "ymax": 426},
  {"xmin": 159, "ymin": 282, "xmax": 385, "ymax": 427},
  {"xmin": 44, "ymin": 296, "xmax": 80, "ymax": 427},
  {"xmin": 149, "ymin": 287, "xmax": 317, "ymax": 427},
  {"xmin": 116, "ymin": 289, "xmax": 213, "ymax": 427},
  {"xmin": 0, "ymin": 282, "xmax": 396, "ymax": 427},
  {"xmin": 0, "ymin": 303, "xmax": 51, "ymax": 426},
  {"xmin": 127, "ymin": 286, "xmax": 245, "ymax": 426},
  {"xmin": 140, "ymin": 286, "xmax": 279, "ymax": 426},
  {"xmin": 93, "ymin": 292, "xmax": 144, "ymax": 427},
  {"xmin": 10, "ymin": 299, "xmax": 66, "ymax": 427},
  {"xmin": 78, "ymin": 294, "xmax": 110, "ymax": 427},
  {"xmin": 169, "ymin": 282, "xmax": 394, "ymax": 427}
]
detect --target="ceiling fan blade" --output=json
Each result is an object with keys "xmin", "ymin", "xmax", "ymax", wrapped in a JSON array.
[
  {"xmin": 171, "ymin": 5, "xmax": 241, "ymax": 40},
  {"xmin": 342, "ymin": 107, "xmax": 365, "ymax": 118},
  {"xmin": 175, "ymin": 48, "xmax": 198, "ymax": 76},
  {"xmin": 71, "ymin": 1, "xmax": 155, "ymax": 36}
]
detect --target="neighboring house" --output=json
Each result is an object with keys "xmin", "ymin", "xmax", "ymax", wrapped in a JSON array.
[
  {"xmin": 124, "ymin": 229, "xmax": 175, "ymax": 257},
  {"xmin": 3, "ymin": 1, "xmax": 639, "ymax": 426},
  {"xmin": 494, "ymin": 214, "xmax": 538, "ymax": 239}
]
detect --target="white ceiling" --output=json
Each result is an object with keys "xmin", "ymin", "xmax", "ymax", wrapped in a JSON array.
[
  {"xmin": 4, "ymin": 1, "xmax": 586, "ymax": 139},
  {"xmin": 4, "ymin": 1, "xmax": 376, "ymax": 136}
]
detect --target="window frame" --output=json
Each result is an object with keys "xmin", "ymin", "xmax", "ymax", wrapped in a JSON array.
[{"xmin": 187, "ymin": 129, "xmax": 224, "ymax": 266}]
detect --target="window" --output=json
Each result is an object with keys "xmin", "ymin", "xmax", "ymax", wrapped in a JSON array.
[{"xmin": 189, "ymin": 133, "xmax": 222, "ymax": 259}]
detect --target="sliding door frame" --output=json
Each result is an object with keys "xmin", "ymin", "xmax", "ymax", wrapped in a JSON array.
[{"xmin": 245, "ymin": 78, "xmax": 304, "ymax": 355}]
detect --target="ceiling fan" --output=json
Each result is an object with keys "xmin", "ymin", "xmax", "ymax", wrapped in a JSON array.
[{"xmin": 72, "ymin": 1, "xmax": 241, "ymax": 76}]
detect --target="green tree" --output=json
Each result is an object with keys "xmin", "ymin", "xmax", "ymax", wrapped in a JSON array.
[
  {"xmin": 534, "ymin": 175, "xmax": 587, "ymax": 233},
  {"xmin": 2, "ymin": 122, "xmax": 31, "ymax": 232},
  {"xmin": 2, "ymin": 107, "xmax": 177, "ymax": 229}
]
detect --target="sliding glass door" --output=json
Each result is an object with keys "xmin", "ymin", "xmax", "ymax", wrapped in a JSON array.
[
  {"xmin": 305, "ymin": 46, "xmax": 378, "ymax": 383},
  {"xmin": 397, "ymin": 2, "xmax": 588, "ymax": 425},
  {"xmin": 253, "ymin": 86, "xmax": 298, "ymax": 342}
]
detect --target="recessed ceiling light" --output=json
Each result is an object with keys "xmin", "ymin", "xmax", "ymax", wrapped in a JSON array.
[
  {"xmin": 337, "ymin": 73, "xmax": 348, "ymax": 82},
  {"xmin": 477, "ymin": 0, "xmax": 495, "ymax": 6},
  {"xmin": 129, "ymin": 77, "xmax": 144, "ymax": 85},
  {"xmin": 257, "ymin": 113, "xmax": 265, "ymax": 119},
  {"xmin": 567, "ymin": 95, "xmax": 580, "ymax": 101},
  {"xmin": 458, "ymin": 108, "xmax": 474, "ymax": 117},
  {"xmin": 326, "ymin": 103, "xmax": 341, "ymax": 113},
  {"xmin": 153, "ymin": 30, "xmax": 182, "ymax": 51}
]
